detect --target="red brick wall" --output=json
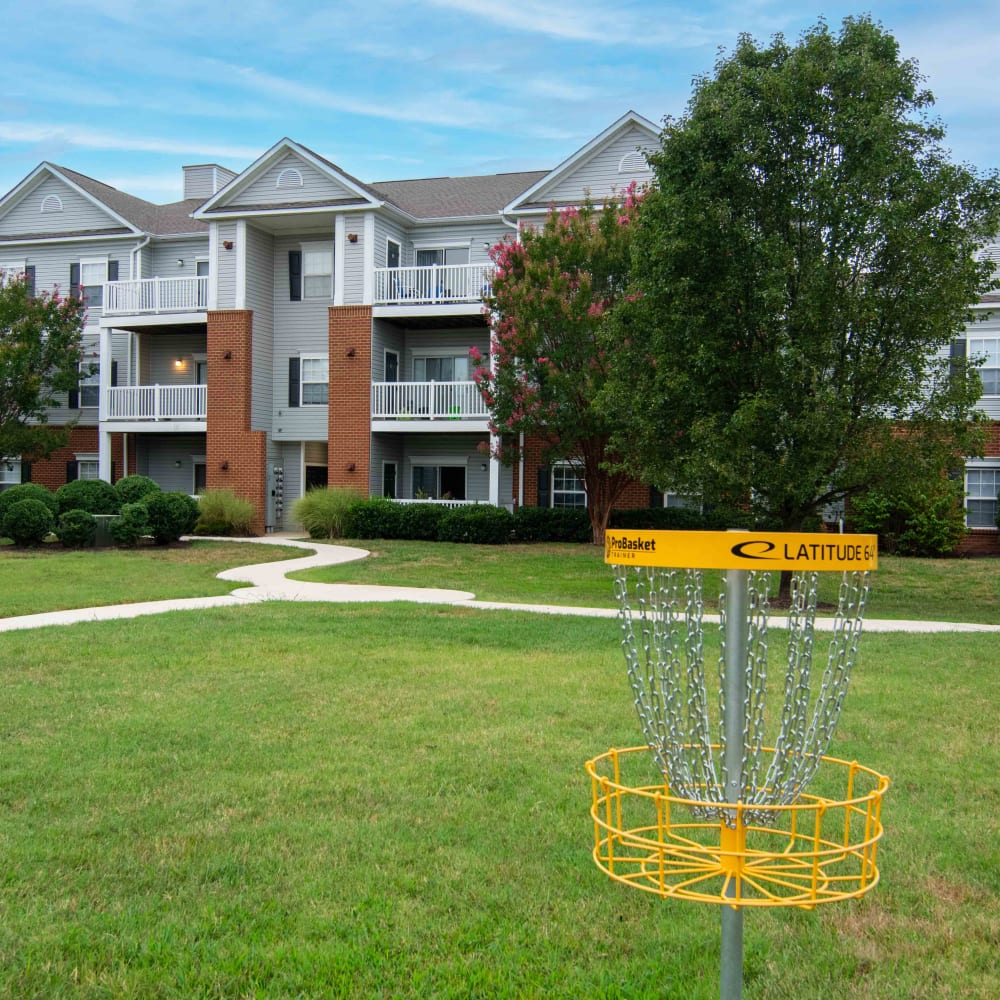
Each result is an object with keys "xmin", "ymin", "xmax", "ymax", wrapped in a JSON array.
[
  {"xmin": 328, "ymin": 305, "xmax": 372, "ymax": 493},
  {"xmin": 27, "ymin": 427, "xmax": 99, "ymax": 490},
  {"xmin": 206, "ymin": 309, "xmax": 267, "ymax": 534}
]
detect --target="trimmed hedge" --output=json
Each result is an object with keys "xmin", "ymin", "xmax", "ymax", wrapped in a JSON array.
[
  {"xmin": 397, "ymin": 503, "xmax": 449, "ymax": 541},
  {"xmin": 0, "ymin": 483, "xmax": 58, "ymax": 523},
  {"xmin": 349, "ymin": 497, "xmax": 402, "ymax": 539},
  {"xmin": 56, "ymin": 478, "xmax": 120, "ymax": 515},
  {"xmin": 111, "ymin": 503, "xmax": 149, "ymax": 548},
  {"xmin": 144, "ymin": 491, "xmax": 199, "ymax": 545},
  {"xmin": 437, "ymin": 504, "xmax": 514, "ymax": 544},
  {"xmin": 56, "ymin": 509, "xmax": 97, "ymax": 548},
  {"xmin": 114, "ymin": 475, "xmax": 161, "ymax": 505},
  {"xmin": 511, "ymin": 506, "xmax": 591, "ymax": 543},
  {"xmin": 2, "ymin": 498, "xmax": 55, "ymax": 546}
]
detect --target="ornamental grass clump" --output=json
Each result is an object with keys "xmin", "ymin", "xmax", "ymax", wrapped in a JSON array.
[
  {"xmin": 194, "ymin": 489, "xmax": 256, "ymax": 536},
  {"xmin": 291, "ymin": 487, "xmax": 359, "ymax": 539}
]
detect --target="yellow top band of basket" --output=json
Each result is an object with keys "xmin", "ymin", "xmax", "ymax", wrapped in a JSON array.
[{"xmin": 604, "ymin": 529, "xmax": 878, "ymax": 571}]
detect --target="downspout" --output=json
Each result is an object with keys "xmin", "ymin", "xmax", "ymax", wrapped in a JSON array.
[
  {"xmin": 131, "ymin": 235, "xmax": 151, "ymax": 280},
  {"xmin": 518, "ymin": 432, "xmax": 525, "ymax": 510}
]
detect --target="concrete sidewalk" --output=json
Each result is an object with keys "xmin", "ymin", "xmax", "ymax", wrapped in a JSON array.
[{"xmin": 1, "ymin": 534, "xmax": 997, "ymax": 634}]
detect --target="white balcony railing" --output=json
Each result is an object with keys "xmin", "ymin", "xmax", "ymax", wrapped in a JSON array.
[
  {"xmin": 373, "ymin": 263, "xmax": 493, "ymax": 306},
  {"xmin": 106, "ymin": 384, "xmax": 207, "ymax": 422},
  {"xmin": 371, "ymin": 381, "xmax": 489, "ymax": 421},
  {"xmin": 103, "ymin": 277, "xmax": 208, "ymax": 316},
  {"xmin": 392, "ymin": 498, "xmax": 481, "ymax": 508}
]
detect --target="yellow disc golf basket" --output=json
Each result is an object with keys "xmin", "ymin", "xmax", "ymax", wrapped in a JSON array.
[{"xmin": 587, "ymin": 530, "xmax": 889, "ymax": 999}]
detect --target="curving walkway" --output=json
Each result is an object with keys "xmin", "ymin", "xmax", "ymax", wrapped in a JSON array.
[{"xmin": 0, "ymin": 534, "xmax": 997, "ymax": 634}]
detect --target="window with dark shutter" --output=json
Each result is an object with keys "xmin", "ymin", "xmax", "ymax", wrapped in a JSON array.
[
  {"xmin": 288, "ymin": 357, "xmax": 301, "ymax": 407},
  {"xmin": 108, "ymin": 260, "xmax": 119, "ymax": 282},
  {"xmin": 66, "ymin": 461, "xmax": 79, "ymax": 483},
  {"xmin": 70, "ymin": 263, "xmax": 80, "ymax": 298},
  {"xmin": 24, "ymin": 266, "xmax": 35, "ymax": 297},
  {"xmin": 68, "ymin": 388, "xmax": 79, "ymax": 409},
  {"xmin": 20, "ymin": 462, "xmax": 31, "ymax": 483},
  {"xmin": 289, "ymin": 251, "xmax": 302, "ymax": 301}
]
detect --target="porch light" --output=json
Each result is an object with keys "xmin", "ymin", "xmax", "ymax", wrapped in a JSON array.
[
  {"xmin": 174, "ymin": 358, "xmax": 184, "ymax": 369},
  {"xmin": 176, "ymin": 258, "xmax": 184, "ymax": 267},
  {"xmin": 347, "ymin": 232, "xmax": 358, "ymax": 243},
  {"xmin": 174, "ymin": 460, "xmax": 182, "ymax": 468}
]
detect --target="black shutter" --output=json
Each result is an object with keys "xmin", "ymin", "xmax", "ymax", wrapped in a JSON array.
[
  {"xmin": 20, "ymin": 462, "xmax": 31, "ymax": 483},
  {"xmin": 289, "ymin": 251, "xmax": 302, "ymax": 301},
  {"xmin": 66, "ymin": 461, "xmax": 78, "ymax": 483},
  {"xmin": 950, "ymin": 338, "xmax": 967, "ymax": 378},
  {"xmin": 24, "ymin": 266, "xmax": 35, "ymax": 297},
  {"xmin": 649, "ymin": 486, "xmax": 664, "ymax": 507},
  {"xmin": 537, "ymin": 466, "xmax": 551, "ymax": 508},
  {"xmin": 107, "ymin": 260, "xmax": 119, "ymax": 282},
  {"xmin": 68, "ymin": 388, "xmax": 79, "ymax": 409},
  {"xmin": 110, "ymin": 462, "xmax": 117, "ymax": 483},
  {"xmin": 111, "ymin": 360, "xmax": 118, "ymax": 387},
  {"xmin": 288, "ymin": 357, "xmax": 301, "ymax": 407},
  {"xmin": 70, "ymin": 263, "xmax": 80, "ymax": 298}
]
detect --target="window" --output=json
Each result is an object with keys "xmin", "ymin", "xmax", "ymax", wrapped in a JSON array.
[
  {"xmin": 193, "ymin": 459, "xmax": 207, "ymax": 495},
  {"xmin": 79, "ymin": 357, "xmax": 100, "ymax": 407},
  {"xmin": 413, "ymin": 355, "xmax": 468, "ymax": 382},
  {"xmin": 966, "ymin": 466, "xmax": 999, "ymax": 529},
  {"xmin": 80, "ymin": 258, "xmax": 108, "ymax": 308},
  {"xmin": 552, "ymin": 464, "xmax": 586, "ymax": 508},
  {"xmin": 664, "ymin": 492, "xmax": 701, "ymax": 511},
  {"xmin": 0, "ymin": 459, "xmax": 20, "ymax": 485},
  {"xmin": 386, "ymin": 239, "xmax": 400, "ymax": 269},
  {"xmin": 302, "ymin": 245, "xmax": 333, "ymax": 299},
  {"xmin": 0, "ymin": 261, "xmax": 25, "ymax": 282},
  {"xmin": 383, "ymin": 461, "xmax": 397, "ymax": 499},
  {"xmin": 968, "ymin": 337, "xmax": 1000, "ymax": 395},
  {"xmin": 412, "ymin": 465, "xmax": 465, "ymax": 500},
  {"xmin": 415, "ymin": 247, "xmax": 470, "ymax": 267},
  {"xmin": 196, "ymin": 259, "xmax": 209, "ymax": 308},
  {"xmin": 300, "ymin": 356, "xmax": 328, "ymax": 405},
  {"xmin": 76, "ymin": 454, "xmax": 99, "ymax": 480}
]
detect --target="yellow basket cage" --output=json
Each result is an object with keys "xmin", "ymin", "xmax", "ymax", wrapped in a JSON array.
[{"xmin": 586, "ymin": 745, "xmax": 889, "ymax": 910}]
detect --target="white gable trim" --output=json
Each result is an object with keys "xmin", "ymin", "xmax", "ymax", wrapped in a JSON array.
[
  {"xmin": 0, "ymin": 162, "xmax": 143, "ymax": 235},
  {"xmin": 193, "ymin": 139, "xmax": 381, "ymax": 217},
  {"xmin": 503, "ymin": 110, "xmax": 659, "ymax": 215}
]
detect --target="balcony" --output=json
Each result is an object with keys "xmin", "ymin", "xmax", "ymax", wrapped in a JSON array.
[
  {"xmin": 373, "ymin": 263, "xmax": 493, "ymax": 306},
  {"xmin": 371, "ymin": 381, "xmax": 489, "ymax": 428},
  {"xmin": 105, "ymin": 384, "xmax": 207, "ymax": 423},
  {"xmin": 103, "ymin": 277, "xmax": 208, "ymax": 317}
]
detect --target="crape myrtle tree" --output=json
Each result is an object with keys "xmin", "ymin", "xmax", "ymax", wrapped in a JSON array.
[
  {"xmin": 605, "ymin": 17, "xmax": 998, "ymax": 576},
  {"xmin": 476, "ymin": 188, "xmax": 643, "ymax": 545},
  {"xmin": 0, "ymin": 271, "xmax": 87, "ymax": 460}
]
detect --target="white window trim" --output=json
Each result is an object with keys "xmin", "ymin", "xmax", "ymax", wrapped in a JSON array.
[
  {"xmin": 299, "ymin": 354, "xmax": 329, "ymax": 406},
  {"xmin": 75, "ymin": 453, "xmax": 99, "ymax": 480},
  {"xmin": 965, "ymin": 460, "xmax": 1000, "ymax": 530},
  {"xmin": 551, "ymin": 462, "xmax": 586, "ymax": 509},
  {"xmin": 0, "ymin": 260, "xmax": 26, "ymax": 280},
  {"xmin": 968, "ymin": 336, "xmax": 1000, "ymax": 396},
  {"xmin": 300, "ymin": 241, "xmax": 333, "ymax": 300},
  {"xmin": 0, "ymin": 459, "xmax": 21, "ymax": 485}
]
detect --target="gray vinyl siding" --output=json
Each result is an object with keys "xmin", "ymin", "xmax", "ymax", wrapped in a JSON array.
[
  {"xmin": 372, "ymin": 319, "xmax": 404, "ymax": 381},
  {"xmin": 230, "ymin": 153, "xmax": 360, "ymax": 207},
  {"xmin": 245, "ymin": 225, "xmax": 275, "ymax": 431},
  {"xmin": 343, "ymin": 219, "xmax": 365, "ymax": 304},
  {"xmin": 541, "ymin": 124, "xmax": 656, "ymax": 204},
  {"xmin": 183, "ymin": 165, "xmax": 237, "ymax": 201},
  {"xmin": 149, "ymin": 237, "xmax": 210, "ymax": 277},
  {"xmin": 0, "ymin": 175, "xmax": 124, "ymax": 237},
  {"xmin": 140, "ymin": 331, "xmax": 208, "ymax": 385},
  {"xmin": 374, "ymin": 216, "xmax": 408, "ymax": 268},
  {"xmin": 134, "ymin": 433, "xmax": 207, "ymax": 492},
  {"xmin": 216, "ymin": 222, "xmax": 237, "ymax": 307},
  {"xmin": 407, "ymin": 221, "xmax": 501, "ymax": 265},
  {"xmin": 270, "ymin": 440, "xmax": 301, "ymax": 530},
  {"xmin": 401, "ymin": 327, "xmax": 489, "ymax": 380},
  {"xmin": 370, "ymin": 433, "xmax": 404, "ymax": 496},
  {"xmin": 271, "ymin": 234, "xmax": 333, "ymax": 440}
]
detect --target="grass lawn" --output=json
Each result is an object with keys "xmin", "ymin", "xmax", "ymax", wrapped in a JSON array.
[
  {"xmin": 0, "ymin": 541, "xmax": 303, "ymax": 618},
  {"xmin": 0, "ymin": 603, "xmax": 997, "ymax": 998},
  {"xmin": 290, "ymin": 539, "xmax": 1000, "ymax": 624}
]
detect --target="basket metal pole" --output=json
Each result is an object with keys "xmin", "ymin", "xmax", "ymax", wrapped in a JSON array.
[{"xmin": 721, "ymin": 566, "xmax": 748, "ymax": 1000}]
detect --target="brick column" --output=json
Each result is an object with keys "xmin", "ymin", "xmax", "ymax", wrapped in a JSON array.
[
  {"xmin": 328, "ymin": 305, "xmax": 372, "ymax": 492},
  {"xmin": 206, "ymin": 309, "xmax": 267, "ymax": 534}
]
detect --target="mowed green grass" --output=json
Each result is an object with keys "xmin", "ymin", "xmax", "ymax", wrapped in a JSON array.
[
  {"xmin": 0, "ymin": 541, "xmax": 303, "ymax": 618},
  {"xmin": 0, "ymin": 603, "xmax": 997, "ymax": 998},
  {"xmin": 290, "ymin": 539, "xmax": 1000, "ymax": 624}
]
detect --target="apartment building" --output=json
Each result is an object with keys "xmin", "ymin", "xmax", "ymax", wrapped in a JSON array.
[{"xmin": 0, "ymin": 110, "xmax": 997, "ymax": 548}]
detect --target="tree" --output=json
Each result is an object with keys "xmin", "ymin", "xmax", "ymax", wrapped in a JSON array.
[
  {"xmin": 605, "ymin": 17, "xmax": 998, "ymax": 568},
  {"xmin": 477, "ymin": 189, "xmax": 643, "ymax": 544},
  {"xmin": 0, "ymin": 271, "xmax": 87, "ymax": 461}
]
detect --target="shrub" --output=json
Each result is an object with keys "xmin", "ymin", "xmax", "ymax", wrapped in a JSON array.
[
  {"xmin": 852, "ymin": 481, "xmax": 967, "ymax": 556},
  {"xmin": 511, "ymin": 506, "xmax": 591, "ymax": 543},
  {"xmin": 194, "ymin": 489, "xmax": 256, "ymax": 536},
  {"xmin": 608, "ymin": 505, "xmax": 756, "ymax": 532},
  {"xmin": 0, "ymin": 483, "xmax": 58, "ymax": 523},
  {"xmin": 291, "ymin": 487, "xmax": 360, "ymax": 539},
  {"xmin": 55, "ymin": 508, "xmax": 97, "ymax": 548},
  {"xmin": 143, "ymin": 491, "xmax": 199, "ymax": 545},
  {"xmin": 397, "ymin": 502, "xmax": 448, "ymax": 541},
  {"xmin": 2, "ymin": 498, "xmax": 55, "ymax": 546},
  {"xmin": 350, "ymin": 497, "xmax": 402, "ymax": 539},
  {"xmin": 437, "ymin": 504, "xmax": 514, "ymax": 544},
  {"xmin": 114, "ymin": 475, "xmax": 161, "ymax": 505},
  {"xmin": 56, "ymin": 478, "xmax": 120, "ymax": 515},
  {"xmin": 111, "ymin": 502, "xmax": 149, "ymax": 548}
]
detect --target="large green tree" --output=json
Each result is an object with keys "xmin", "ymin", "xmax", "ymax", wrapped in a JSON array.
[
  {"xmin": 477, "ymin": 190, "xmax": 642, "ymax": 544},
  {"xmin": 0, "ymin": 272, "xmax": 87, "ymax": 461},
  {"xmin": 606, "ymin": 17, "xmax": 998, "ymax": 543}
]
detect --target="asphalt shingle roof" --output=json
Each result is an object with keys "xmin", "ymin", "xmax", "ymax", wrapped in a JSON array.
[{"xmin": 370, "ymin": 171, "xmax": 549, "ymax": 219}]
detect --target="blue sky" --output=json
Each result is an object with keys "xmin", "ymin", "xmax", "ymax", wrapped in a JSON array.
[{"xmin": 2, "ymin": 1, "xmax": 998, "ymax": 203}]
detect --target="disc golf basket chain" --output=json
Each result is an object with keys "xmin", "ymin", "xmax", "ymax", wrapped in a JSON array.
[{"xmin": 585, "ymin": 534, "xmax": 889, "ymax": 998}]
